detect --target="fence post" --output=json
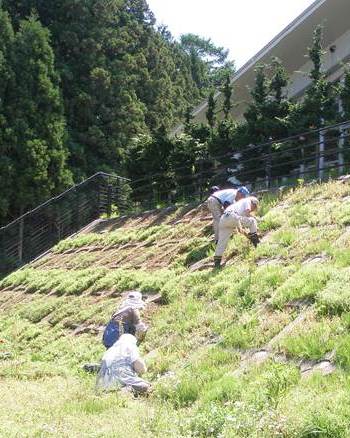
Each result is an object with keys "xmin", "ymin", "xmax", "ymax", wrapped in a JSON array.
[
  {"xmin": 298, "ymin": 136, "xmax": 306, "ymax": 178},
  {"xmin": 0, "ymin": 228, "xmax": 4, "ymax": 272},
  {"xmin": 74, "ymin": 188, "xmax": 81, "ymax": 231},
  {"xmin": 318, "ymin": 128, "xmax": 325, "ymax": 180},
  {"xmin": 338, "ymin": 126, "xmax": 345, "ymax": 175},
  {"xmin": 265, "ymin": 142, "xmax": 272, "ymax": 188},
  {"xmin": 97, "ymin": 174, "xmax": 102, "ymax": 217},
  {"xmin": 18, "ymin": 217, "xmax": 24, "ymax": 265},
  {"xmin": 106, "ymin": 183, "xmax": 113, "ymax": 218}
]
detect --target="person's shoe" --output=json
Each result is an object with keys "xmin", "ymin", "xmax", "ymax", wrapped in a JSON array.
[
  {"xmin": 248, "ymin": 232, "xmax": 260, "ymax": 247},
  {"xmin": 83, "ymin": 363, "xmax": 101, "ymax": 373},
  {"xmin": 214, "ymin": 256, "xmax": 222, "ymax": 268}
]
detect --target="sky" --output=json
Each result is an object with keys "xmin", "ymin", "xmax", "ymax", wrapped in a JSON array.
[{"xmin": 146, "ymin": 0, "xmax": 316, "ymax": 68}]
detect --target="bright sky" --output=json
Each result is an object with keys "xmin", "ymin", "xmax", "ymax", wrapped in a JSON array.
[{"xmin": 147, "ymin": 0, "xmax": 316, "ymax": 68}]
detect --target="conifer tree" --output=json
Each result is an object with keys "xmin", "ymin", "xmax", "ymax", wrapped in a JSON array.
[
  {"xmin": 300, "ymin": 25, "xmax": 337, "ymax": 129},
  {"xmin": 206, "ymin": 91, "xmax": 216, "ymax": 129},
  {"xmin": 221, "ymin": 73, "xmax": 233, "ymax": 119},
  {"xmin": 340, "ymin": 66, "xmax": 350, "ymax": 121},
  {"xmin": 6, "ymin": 15, "xmax": 71, "ymax": 217},
  {"xmin": 0, "ymin": 8, "xmax": 15, "ymax": 222}
]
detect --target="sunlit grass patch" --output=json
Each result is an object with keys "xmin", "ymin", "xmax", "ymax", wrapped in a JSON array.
[
  {"xmin": 270, "ymin": 228, "xmax": 297, "ymax": 247},
  {"xmin": 275, "ymin": 372, "xmax": 350, "ymax": 438},
  {"xmin": 316, "ymin": 268, "xmax": 350, "ymax": 316},
  {"xmin": 330, "ymin": 248, "xmax": 350, "ymax": 267},
  {"xmin": 220, "ymin": 309, "xmax": 292, "ymax": 350},
  {"xmin": 257, "ymin": 191, "xmax": 282, "ymax": 217},
  {"xmin": 259, "ymin": 209, "xmax": 285, "ymax": 232},
  {"xmin": 334, "ymin": 200, "xmax": 350, "ymax": 226},
  {"xmin": 288, "ymin": 203, "xmax": 312, "ymax": 227},
  {"xmin": 53, "ymin": 233, "xmax": 105, "ymax": 253},
  {"xmin": 275, "ymin": 315, "xmax": 339, "ymax": 361},
  {"xmin": 155, "ymin": 346, "xmax": 239, "ymax": 409},
  {"xmin": 271, "ymin": 264, "xmax": 333, "ymax": 309},
  {"xmin": 186, "ymin": 361, "xmax": 300, "ymax": 437},
  {"xmin": 254, "ymin": 240, "xmax": 288, "ymax": 260}
]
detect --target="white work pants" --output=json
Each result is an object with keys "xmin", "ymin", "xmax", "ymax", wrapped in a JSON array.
[
  {"xmin": 215, "ymin": 212, "xmax": 257, "ymax": 257},
  {"xmin": 207, "ymin": 196, "xmax": 223, "ymax": 241}
]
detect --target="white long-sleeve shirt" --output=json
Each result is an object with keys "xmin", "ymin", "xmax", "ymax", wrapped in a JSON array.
[{"xmin": 212, "ymin": 189, "xmax": 237, "ymax": 206}]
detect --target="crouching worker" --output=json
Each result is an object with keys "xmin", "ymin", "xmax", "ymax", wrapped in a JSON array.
[
  {"xmin": 207, "ymin": 186, "xmax": 250, "ymax": 242},
  {"xmin": 103, "ymin": 291, "xmax": 148, "ymax": 349},
  {"xmin": 214, "ymin": 196, "xmax": 260, "ymax": 268},
  {"xmin": 96, "ymin": 334, "xmax": 151, "ymax": 394}
]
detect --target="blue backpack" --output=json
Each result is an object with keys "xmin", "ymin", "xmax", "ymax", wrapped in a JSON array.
[{"xmin": 102, "ymin": 320, "xmax": 135, "ymax": 348}]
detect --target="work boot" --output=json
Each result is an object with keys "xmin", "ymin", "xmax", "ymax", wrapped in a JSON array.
[
  {"xmin": 248, "ymin": 232, "xmax": 260, "ymax": 247},
  {"xmin": 214, "ymin": 256, "xmax": 222, "ymax": 269}
]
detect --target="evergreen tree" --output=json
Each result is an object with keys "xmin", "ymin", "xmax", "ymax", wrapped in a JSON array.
[
  {"xmin": 0, "ymin": 8, "xmax": 15, "ymax": 222},
  {"xmin": 180, "ymin": 33, "xmax": 235, "ymax": 92},
  {"xmin": 5, "ymin": 15, "xmax": 71, "ymax": 218},
  {"xmin": 206, "ymin": 91, "xmax": 216, "ymax": 129},
  {"xmin": 244, "ymin": 64, "xmax": 269, "ymax": 142},
  {"xmin": 239, "ymin": 60, "xmax": 291, "ymax": 182},
  {"xmin": 221, "ymin": 73, "xmax": 233, "ymax": 119},
  {"xmin": 3, "ymin": 0, "xmax": 204, "ymax": 178},
  {"xmin": 298, "ymin": 25, "xmax": 338, "ymax": 130},
  {"xmin": 340, "ymin": 66, "xmax": 350, "ymax": 121},
  {"xmin": 184, "ymin": 106, "xmax": 194, "ymax": 128}
]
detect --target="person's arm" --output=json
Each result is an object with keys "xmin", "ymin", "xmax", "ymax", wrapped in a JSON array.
[
  {"xmin": 133, "ymin": 358, "xmax": 147, "ymax": 375},
  {"xmin": 132, "ymin": 308, "xmax": 141, "ymax": 325},
  {"xmin": 243, "ymin": 199, "xmax": 252, "ymax": 216}
]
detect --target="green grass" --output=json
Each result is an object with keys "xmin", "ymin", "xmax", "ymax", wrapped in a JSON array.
[{"xmin": 1, "ymin": 180, "xmax": 350, "ymax": 437}]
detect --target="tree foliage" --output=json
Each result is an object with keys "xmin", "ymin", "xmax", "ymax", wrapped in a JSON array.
[
  {"xmin": 0, "ymin": 0, "xmax": 347, "ymax": 223},
  {"xmin": 1, "ymin": 0, "xmax": 225, "ymax": 223},
  {"xmin": 0, "ymin": 11, "xmax": 72, "ymax": 222}
]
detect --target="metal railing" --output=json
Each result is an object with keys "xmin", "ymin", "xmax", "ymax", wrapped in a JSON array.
[
  {"xmin": 1, "ymin": 121, "xmax": 350, "ymax": 276},
  {"xmin": 0, "ymin": 172, "xmax": 130, "ymax": 275},
  {"xmin": 128, "ymin": 121, "xmax": 350, "ymax": 209}
]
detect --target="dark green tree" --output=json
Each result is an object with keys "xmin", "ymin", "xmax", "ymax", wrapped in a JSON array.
[
  {"xmin": 221, "ymin": 73, "xmax": 233, "ymax": 119},
  {"xmin": 298, "ymin": 25, "xmax": 338, "ymax": 130},
  {"xmin": 3, "ymin": 0, "xmax": 204, "ymax": 178},
  {"xmin": 0, "ymin": 8, "xmax": 15, "ymax": 222},
  {"xmin": 206, "ymin": 91, "xmax": 216, "ymax": 129},
  {"xmin": 5, "ymin": 15, "xmax": 72, "ymax": 218},
  {"xmin": 180, "ymin": 33, "xmax": 235, "ymax": 92},
  {"xmin": 340, "ymin": 66, "xmax": 350, "ymax": 121}
]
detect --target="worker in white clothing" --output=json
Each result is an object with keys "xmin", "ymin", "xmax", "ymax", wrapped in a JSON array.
[
  {"xmin": 214, "ymin": 196, "xmax": 260, "ymax": 268},
  {"xmin": 207, "ymin": 186, "xmax": 250, "ymax": 242}
]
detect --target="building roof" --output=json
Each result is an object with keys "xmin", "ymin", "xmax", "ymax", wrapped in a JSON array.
[{"xmin": 173, "ymin": 0, "xmax": 350, "ymax": 134}]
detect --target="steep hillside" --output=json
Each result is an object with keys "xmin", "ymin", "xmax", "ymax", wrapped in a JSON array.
[{"xmin": 1, "ymin": 180, "xmax": 350, "ymax": 437}]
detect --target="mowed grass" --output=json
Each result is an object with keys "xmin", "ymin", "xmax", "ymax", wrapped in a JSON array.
[{"xmin": 1, "ymin": 180, "xmax": 350, "ymax": 436}]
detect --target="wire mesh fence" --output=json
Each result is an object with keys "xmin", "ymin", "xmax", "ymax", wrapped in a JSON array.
[
  {"xmin": 0, "ymin": 172, "xmax": 130, "ymax": 275},
  {"xmin": 128, "ymin": 121, "xmax": 350, "ymax": 210}
]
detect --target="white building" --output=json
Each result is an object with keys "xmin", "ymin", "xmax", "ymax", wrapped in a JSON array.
[{"xmin": 174, "ymin": 0, "xmax": 350, "ymax": 133}]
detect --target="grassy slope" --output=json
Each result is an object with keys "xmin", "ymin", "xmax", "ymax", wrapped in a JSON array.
[{"xmin": 1, "ymin": 181, "xmax": 350, "ymax": 437}]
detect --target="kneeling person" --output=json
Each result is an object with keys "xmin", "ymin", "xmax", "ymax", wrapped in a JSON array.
[
  {"xmin": 96, "ymin": 334, "xmax": 150, "ymax": 394},
  {"xmin": 214, "ymin": 196, "xmax": 260, "ymax": 268},
  {"xmin": 103, "ymin": 291, "xmax": 148, "ymax": 349}
]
